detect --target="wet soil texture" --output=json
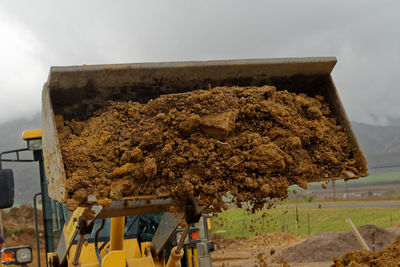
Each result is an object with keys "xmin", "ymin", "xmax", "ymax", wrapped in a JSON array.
[
  {"xmin": 332, "ymin": 235, "xmax": 400, "ymax": 267},
  {"xmin": 56, "ymin": 86, "xmax": 366, "ymax": 211}
]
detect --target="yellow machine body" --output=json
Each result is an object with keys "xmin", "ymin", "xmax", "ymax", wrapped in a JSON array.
[
  {"xmin": 68, "ymin": 239, "xmax": 144, "ymax": 267},
  {"xmin": 57, "ymin": 210, "xmax": 184, "ymax": 267},
  {"xmin": 22, "ymin": 129, "xmax": 42, "ymax": 140},
  {"xmin": 186, "ymin": 248, "xmax": 199, "ymax": 267}
]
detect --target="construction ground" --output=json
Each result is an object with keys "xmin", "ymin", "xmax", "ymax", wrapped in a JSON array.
[{"xmin": 2, "ymin": 198, "xmax": 400, "ymax": 267}]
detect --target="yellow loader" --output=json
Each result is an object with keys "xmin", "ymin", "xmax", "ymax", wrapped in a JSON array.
[{"xmin": 0, "ymin": 57, "xmax": 366, "ymax": 267}]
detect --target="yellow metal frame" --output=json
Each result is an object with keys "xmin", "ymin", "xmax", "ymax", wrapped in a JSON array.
[
  {"xmin": 110, "ymin": 217, "xmax": 125, "ymax": 251},
  {"xmin": 22, "ymin": 129, "xmax": 42, "ymax": 140},
  {"xmin": 186, "ymin": 247, "xmax": 199, "ymax": 267},
  {"xmin": 58, "ymin": 209, "xmax": 187, "ymax": 266}
]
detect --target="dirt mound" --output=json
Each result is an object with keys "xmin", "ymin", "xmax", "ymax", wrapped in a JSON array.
[
  {"xmin": 1, "ymin": 204, "xmax": 42, "ymax": 227},
  {"xmin": 332, "ymin": 235, "xmax": 400, "ymax": 267},
  {"xmin": 212, "ymin": 232, "xmax": 300, "ymax": 251},
  {"xmin": 1, "ymin": 205, "xmax": 45, "ymax": 267},
  {"xmin": 282, "ymin": 225, "xmax": 400, "ymax": 263},
  {"xmin": 5, "ymin": 205, "xmax": 36, "ymax": 223},
  {"xmin": 212, "ymin": 232, "xmax": 305, "ymax": 267},
  {"xmin": 56, "ymin": 85, "xmax": 366, "ymax": 211}
]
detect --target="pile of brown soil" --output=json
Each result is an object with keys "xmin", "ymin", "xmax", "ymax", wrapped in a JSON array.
[
  {"xmin": 282, "ymin": 225, "xmax": 400, "ymax": 263},
  {"xmin": 4, "ymin": 205, "xmax": 40, "ymax": 224},
  {"xmin": 212, "ymin": 232, "xmax": 304, "ymax": 267},
  {"xmin": 1, "ymin": 204, "xmax": 42, "ymax": 227},
  {"xmin": 1, "ymin": 205, "xmax": 45, "ymax": 267},
  {"xmin": 56, "ymin": 85, "xmax": 366, "ymax": 211},
  {"xmin": 332, "ymin": 235, "xmax": 400, "ymax": 267}
]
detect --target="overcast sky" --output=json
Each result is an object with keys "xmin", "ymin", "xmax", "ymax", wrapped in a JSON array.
[{"xmin": 0, "ymin": 1, "xmax": 399, "ymax": 125}]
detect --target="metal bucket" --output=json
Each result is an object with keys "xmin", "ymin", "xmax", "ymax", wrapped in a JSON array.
[{"xmin": 42, "ymin": 57, "xmax": 368, "ymax": 204}]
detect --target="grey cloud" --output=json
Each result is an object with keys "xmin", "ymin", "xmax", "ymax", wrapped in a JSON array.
[{"xmin": 0, "ymin": 0, "xmax": 399, "ymax": 125}]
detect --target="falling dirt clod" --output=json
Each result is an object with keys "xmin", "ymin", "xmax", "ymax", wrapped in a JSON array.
[{"xmin": 56, "ymin": 85, "xmax": 367, "ymax": 211}]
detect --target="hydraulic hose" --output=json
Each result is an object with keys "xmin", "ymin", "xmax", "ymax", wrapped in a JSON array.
[{"xmin": 94, "ymin": 219, "xmax": 106, "ymax": 266}]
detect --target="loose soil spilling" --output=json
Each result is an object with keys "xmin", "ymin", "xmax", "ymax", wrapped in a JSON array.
[{"xmin": 55, "ymin": 85, "xmax": 367, "ymax": 211}]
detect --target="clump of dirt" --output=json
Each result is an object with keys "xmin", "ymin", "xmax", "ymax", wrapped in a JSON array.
[
  {"xmin": 56, "ymin": 85, "xmax": 367, "ymax": 211},
  {"xmin": 332, "ymin": 235, "xmax": 400, "ymax": 267},
  {"xmin": 282, "ymin": 225, "xmax": 400, "ymax": 263}
]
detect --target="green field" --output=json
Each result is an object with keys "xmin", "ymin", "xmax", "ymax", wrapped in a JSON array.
[
  {"xmin": 328, "ymin": 170, "xmax": 399, "ymax": 187},
  {"xmin": 341, "ymin": 170, "xmax": 400, "ymax": 185},
  {"xmin": 211, "ymin": 206, "xmax": 400, "ymax": 238}
]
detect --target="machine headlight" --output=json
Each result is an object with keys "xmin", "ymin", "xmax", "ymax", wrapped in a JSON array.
[
  {"xmin": 1, "ymin": 246, "xmax": 33, "ymax": 265},
  {"xmin": 16, "ymin": 247, "xmax": 32, "ymax": 263},
  {"xmin": 27, "ymin": 139, "xmax": 42, "ymax": 150}
]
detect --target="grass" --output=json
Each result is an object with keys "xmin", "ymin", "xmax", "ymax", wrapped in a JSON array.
[
  {"xmin": 282, "ymin": 199, "xmax": 400, "ymax": 206},
  {"xmin": 5, "ymin": 226, "xmax": 25, "ymax": 237},
  {"xmin": 287, "ymin": 171, "xmax": 400, "ymax": 192},
  {"xmin": 345, "ymin": 171, "xmax": 400, "ymax": 186},
  {"xmin": 311, "ymin": 171, "xmax": 400, "ymax": 188},
  {"xmin": 211, "ymin": 206, "xmax": 400, "ymax": 238}
]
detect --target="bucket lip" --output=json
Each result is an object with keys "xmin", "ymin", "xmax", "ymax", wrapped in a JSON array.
[{"xmin": 49, "ymin": 56, "xmax": 337, "ymax": 74}]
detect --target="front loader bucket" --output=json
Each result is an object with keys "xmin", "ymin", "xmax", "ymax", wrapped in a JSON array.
[{"xmin": 42, "ymin": 57, "xmax": 367, "ymax": 206}]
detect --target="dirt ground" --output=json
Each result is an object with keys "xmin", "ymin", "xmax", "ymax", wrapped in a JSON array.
[
  {"xmin": 212, "ymin": 232, "xmax": 303, "ymax": 266},
  {"xmin": 211, "ymin": 232, "xmax": 332, "ymax": 267},
  {"xmin": 3, "ymin": 206, "xmax": 400, "ymax": 266},
  {"xmin": 1, "ymin": 205, "xmax": 43, "ymax": 246},
  {"xmin": 56, "ymin": 85, "xmax": 367, "ymax": 211},
  {"xmin": 332, "ymin": 233, "xmax": 400, "ymax": 266},
  {"xmin": 212, "ymin": 225, "xmax": 400, "ymax": 267},
  {"xmin": 282, "ymin": 225, "xmax": 400, "ymax": 263},
  {"xmin": 1, "ymin": 205, "xmax": 46, "ymax": 267}
]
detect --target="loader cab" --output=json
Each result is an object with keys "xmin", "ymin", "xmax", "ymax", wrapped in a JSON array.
[
  {"xmin": 22, "ymin": 129, "xmax": 67, "ymax": 256},
  {"xmin": 0, "ymin": 129, "xmax": 64, "ymax": 266}
]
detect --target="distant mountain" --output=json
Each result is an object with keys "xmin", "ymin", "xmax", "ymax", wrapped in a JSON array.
[
  {"xmin": 384, "ymin": 136, "xmax": 400, "ymax": 154},
  {"xmin": 351, "ymin": 121, "xmax": 400, "ymax": 171},
  {"xmin": 351, "ymin": 122, "xmax": 400, "ymax": 154},
  {"xmin": 351, "ymin": 131, "xmax": 385, "ymax": 157},
  {"xmin": 0, "ymin": 114, "xmax": 41, "ymax": 204}
]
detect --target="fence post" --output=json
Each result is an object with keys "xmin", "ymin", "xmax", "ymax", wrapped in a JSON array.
[
  {"xmin": 0, "ymin": 210, "xmax": 3, "ymax": 238},
  {"xmin": 346, "ymin": 218, "xmax": 371, "ymax": 251},
  {"xmin": 281, "ymin": 212, "xmax": 287, "ymax": 232},
  {"xmin": 295, "ymin": 207, "xmax": 299, "ymax": 236},
  {"xmin": 332, "ymin": 180, "xmax": 336, "ymax": 201}
]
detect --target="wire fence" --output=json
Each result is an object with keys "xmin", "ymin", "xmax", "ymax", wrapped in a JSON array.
[{"xmin": 211, "ymin": 206, "xmax": 400, "ymax": 238}]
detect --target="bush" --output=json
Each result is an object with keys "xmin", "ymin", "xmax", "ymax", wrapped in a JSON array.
[
  {"xmin": 301, "ymin": 195, "xmax": 315, "ymax": 203},
  {"xmin": 5, "ymin": 226, "xmax": 24, "ymax": 237}
]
